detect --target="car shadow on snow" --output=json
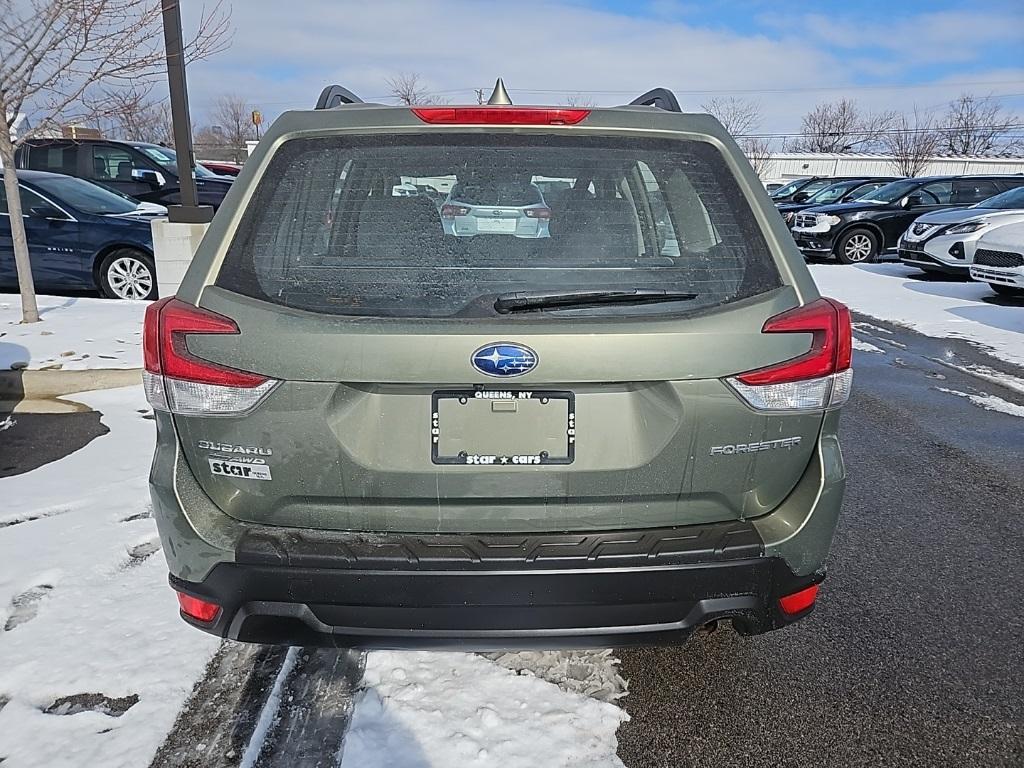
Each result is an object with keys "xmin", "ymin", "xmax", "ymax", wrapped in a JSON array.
[{"xmin": 944, "ymin": 304, "xmax": 1024, "ymax": 335}]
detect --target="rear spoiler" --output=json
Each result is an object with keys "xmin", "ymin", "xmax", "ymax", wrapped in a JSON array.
[
  {"xmin": 315, "ymin": 85, "xmax": 364, "ymax": 110},
  {"xmin": 626, "ymin": 88, "xmax": 681, "ymax": 112},
  {"xmin": 314, "ymin": 83, "xmax": 683, "ymax": 113}
]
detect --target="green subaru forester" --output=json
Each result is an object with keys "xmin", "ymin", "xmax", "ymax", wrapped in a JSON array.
[{"xmin": 144, "ymin": 84, "xmax": 851, "ymax": 649}]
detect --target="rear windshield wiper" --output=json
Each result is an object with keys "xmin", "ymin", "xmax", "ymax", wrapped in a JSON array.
[{"xmin": 494, "ymin": 289, "xmax": 698, "ymax": 314}]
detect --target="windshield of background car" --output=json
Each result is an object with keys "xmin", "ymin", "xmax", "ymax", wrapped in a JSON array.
[
  {"xmin": 861, "ymin": 179, "xmax": 930, "ymax": 204},
  {"xmin": 807, "ymin": 181, "xmax": 858, "ymax": 204},
  {"xmin": 216, "ymin": 133, "xmax": 781, "ymax": 319},
  {"xmin": 974, "ymin": 186, "xmax": 1024, "ymax": 210},
  {"xmin": 770, "ymin": 178, "xmax": 809, "ymax": 198},
  {"xmin": 30, "ymin": 175, "xmax": 139, "ymax": 215},
  {"xmin": 796, "ymin": 179, "xmax": 832, "ymax": 197},
  {"xmin": 136, "ymin": 146, "xmax": 215, "ymax": 178}
]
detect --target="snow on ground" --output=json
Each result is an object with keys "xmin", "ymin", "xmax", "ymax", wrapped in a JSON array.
[
  {"xmin": 809, "ymin": 263, "xmax": 1024, "ymax": 368},
  {"xmin": 0, "ymin": 294, "xmax": 144, "ymax": 371},
  {"xmin": 852, "ymin": 337, "xmax": 884, "ymax": 354},
  {"xmin": 340, "ymin": 651, "xmax": 627, "ymax": 768},
  {"xmin": 0, "ymin": 387, "xmax": 219, "ymax": 768},
  {"xmin": 935, "ymin": 387, "xmax": 1024, "ymax": 418}
]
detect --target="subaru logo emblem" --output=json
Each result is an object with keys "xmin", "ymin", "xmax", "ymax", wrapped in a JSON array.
[{"xmin": 471, "ymin": 343, "xmax": 537, "ymax": 377}]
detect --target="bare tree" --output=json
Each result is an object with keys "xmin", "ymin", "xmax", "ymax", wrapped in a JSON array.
[
  {"xmin": 563, "ymin": 94, "xmax": 597, "ymax": 108},
  {"xmin": 941, "ymin": 93, "xmax": 1020, "ymax": 156},
  {"xmin": 101, "ymin": 84, "xmax": 173, "ymax": 144},
  {"xmin": 701, "ymin": 97, "xmax": 775, "ymax": 177},
  {"xmin": 386, "ymin": 72, "xmax": 445, "ymax": 106},
  {"xmin": 882, "ymin": 107, "xmax": 942, "ymax": 177},
  {"xmin": 743, "ymin": 137, "xmax": 774, "ymax": 178},
  {"xmin": 209, "ymin": 93, "xmax": 257, "ymax": 162},
  {"xmin": 702, "ymin": 96, "xmax": 762, "ymax": 138},
  {"xmin": 796, "ymin": 99, "xmax": 894, "ymax": 153},
  {"xmin": 0, "ymin": 0, "xmax": 230, "ymax": 322}
]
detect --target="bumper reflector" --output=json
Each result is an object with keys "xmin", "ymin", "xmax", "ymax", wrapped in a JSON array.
[
  {"xmin": 779, "ymin": 584, "xmax": 819, "ymax": 616},
  {"xmin": 176, "ymin": 591, "xmax": 221, "ymax": 623}
]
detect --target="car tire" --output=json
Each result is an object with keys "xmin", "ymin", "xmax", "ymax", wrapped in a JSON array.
[
  {"xmin": 98, "ymin": 249, "xmax": 158, "ymax": 301},
  {"xmin": 990, "ymin": 284, "xmax": 1024, "ymax": 297},
  {"xmin": 835, "ymin": 228, "xmax": 879, "ymax": 264}
]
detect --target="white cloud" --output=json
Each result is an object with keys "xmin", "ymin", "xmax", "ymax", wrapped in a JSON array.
[{"xmin": 178, "ymin": 0, "xmax": 1024, "ymax": 137}]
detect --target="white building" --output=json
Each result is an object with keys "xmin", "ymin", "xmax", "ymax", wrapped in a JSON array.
[{"xmin": 760, "ymin": 152, "xmax": 1024, "ymax": 182}]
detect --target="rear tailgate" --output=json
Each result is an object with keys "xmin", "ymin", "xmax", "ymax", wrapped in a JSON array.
[
  {"xmin": 159, "ymin": 114, "xmax": 839, "ymax": 535},
  {"xmin": 173, "ymin": 285, "xmax": 822, "ymax": 533}
]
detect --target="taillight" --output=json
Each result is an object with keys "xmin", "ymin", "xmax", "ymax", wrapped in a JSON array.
[
  {"xmin": 440, "ymin": 203, "xmax": 471, "ymax": 218},
  {"xmin": 412, "ymin": 107, "xmax": 590, "ymax": 125},
  {"xmin": 726, "ymin": 298, "xmax": 852, "ymax": 411},
  {"xmin": 143, "ymin": 298, "xmax": 278, "ymax": 416},
  {"xmin": 176, "ymin": 591, "xmax": 221, "ymax": 623},
  {"xmin": 779, "ymin": 584, "xmax": 819, "ymax": 616},
  {"xmin": 524, "ymin": 207, "xmax": 551, "ymax": 219}
]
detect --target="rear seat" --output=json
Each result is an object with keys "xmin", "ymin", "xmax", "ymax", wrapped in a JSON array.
[
  {"xmin": 551, "ymin": 192, "xmax": 639, "ymax": 259},
  {"xmin": 355, "ymin": 195, "xmax": 448, "ymax": 260}
]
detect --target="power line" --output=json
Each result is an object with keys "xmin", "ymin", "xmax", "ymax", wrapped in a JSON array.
[{"xmin": 191, "ymin": 81, "xmax": 1024, "ymax": 109}]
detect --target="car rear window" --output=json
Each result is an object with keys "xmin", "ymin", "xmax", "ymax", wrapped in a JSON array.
[{"xmin": 217, "ymin": 133, "xmax": 781, "ymax": 319}]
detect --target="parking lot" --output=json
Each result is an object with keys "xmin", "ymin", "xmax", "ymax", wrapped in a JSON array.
[{"xmin": 3, "ymin": 3, "xmax": 1024, "ymax": 764}]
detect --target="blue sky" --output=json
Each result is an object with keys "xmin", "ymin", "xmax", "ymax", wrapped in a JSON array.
[{"xmin": 182, "ymin": 0, "xmax": 1024, "ymax": 139}]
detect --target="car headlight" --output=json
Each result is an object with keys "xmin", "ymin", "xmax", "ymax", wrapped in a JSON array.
[
  {"xmin": 944, "ymin": 221, "xmax": 987, "ymax": 235},
  {"xmin": 784, "ymin": 212, "xmax": 794, "ymax": 222},
  {"xmin": 819, "ymin": 214, "xmax": 842, "ymax": 227}
]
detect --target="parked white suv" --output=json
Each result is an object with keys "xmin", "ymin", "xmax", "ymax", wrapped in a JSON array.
[
  {"xmin": 899, "ymin": 185, "xmax": 1024, "ymax": 275},
  {"xmin": 970, "ymin": 220, "xmax": 1024, "ymax": 297}
]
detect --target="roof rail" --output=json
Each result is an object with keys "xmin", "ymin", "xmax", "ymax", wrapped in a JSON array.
[
  {"xmin": 315, "ymin": 85, "xmax": 364, "ymax": 110},
  {"xmin": 627, "ymin": 88, "xmax": 681, "ymax": 113}
]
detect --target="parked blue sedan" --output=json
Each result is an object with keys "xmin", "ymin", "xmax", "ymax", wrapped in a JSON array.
[{"xmin": 1, "ymin": 169, "xmax": 162, "ymax": 300}]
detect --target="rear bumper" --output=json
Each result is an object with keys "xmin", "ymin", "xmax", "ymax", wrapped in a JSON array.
[
  {"xmin": 169, "ymin": 523, "xmax": 822, "ymax": 650},
  {"xmin": 970, "ymin": 264, "xmax": 1024, "ymax": 288}
]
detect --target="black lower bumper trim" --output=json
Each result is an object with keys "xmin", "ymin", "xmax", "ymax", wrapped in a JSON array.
[{"xmin": 170, "ymin": 523, "xmax": 822, "ymax": 649}]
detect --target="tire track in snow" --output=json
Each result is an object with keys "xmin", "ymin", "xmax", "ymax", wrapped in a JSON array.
[{"xmin": 150, "ymin": 644, "xmax": 362, "ymax": 768}]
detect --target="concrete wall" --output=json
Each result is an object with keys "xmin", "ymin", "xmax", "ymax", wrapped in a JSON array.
[{"xmin": 152, "ymin": 220, "xmax": 209, "ymax": 298}]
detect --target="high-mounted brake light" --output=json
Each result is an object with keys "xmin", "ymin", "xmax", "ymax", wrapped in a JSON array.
[
  {"xmin": 726, "ymin": 298, "xmax": 852, "ymax": 411},
  {"xmin": 412, "ymin": 106, "xmax": 590, "ymax": 125},
  {"xmin": 176, "ymin": 591, "xmax": 221, "ymax": 623},
  {"xmin": 143, "ymin": 298, "xmax": 278, "ymax": 416}
]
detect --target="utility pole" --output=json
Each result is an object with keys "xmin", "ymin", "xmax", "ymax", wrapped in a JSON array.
[{"xmin": 161, "ymin": 0, "xmax": 213, "ymax": 223}]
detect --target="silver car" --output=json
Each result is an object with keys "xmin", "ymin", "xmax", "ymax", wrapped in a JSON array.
[
  {"xmin": 898, "ymin": 185, "xmax": 1024, "ymax": 274},
  {"xmin": 441, "ymin": 180, "xmax": 551, "ymax": 238}
]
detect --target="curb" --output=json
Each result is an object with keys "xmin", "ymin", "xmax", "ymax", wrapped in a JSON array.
[{"xmin": 0, "ymin": 368, "xmax": 141, "ymax": 403}]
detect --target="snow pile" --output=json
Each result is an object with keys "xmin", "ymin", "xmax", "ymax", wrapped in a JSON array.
[
  {"xmin": 0, "ymin": 387, "xmax": 219, "ymax": 768},
  {"xmin": 483, "ymin": 649, "xmax": 628, "ymax": 704},
  {"xmin": 809, "ymin": 263, "xmax": 1024, "ymax": 367},
  {"xmin": 340, "ymin": 651, "xmax": 627, "ymax": 768},
  {"xmin": 0, "ymin": 294, "xmax": 145, "ymax": 371}
]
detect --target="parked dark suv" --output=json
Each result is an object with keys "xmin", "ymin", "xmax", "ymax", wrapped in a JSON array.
[
  {"xmin": 16, "ymin": 139, "xmax": 234, "ymax": 210},
  {"xmin": 790, "ymin": 175, "xmax": 1024, "ymax": 263},
  {"xmin": 776, "ymin": 177, "xmax": 899, "ymax": 225},
  {"xmin": 769, "ymin": 176, "xmax": 832, "ymax": 204}
]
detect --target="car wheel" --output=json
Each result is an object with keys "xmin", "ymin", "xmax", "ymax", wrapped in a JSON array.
[
  {"xmin": 835, "ymin": 229, "xmax": 879, "ymax": 264},
  {"xmin": 99, "ymin": 249, "xmax": 157, "ymax": 301},
  {"xmin": 990, "ymin": 284, "xmax": 1024, "ymax": 297}
]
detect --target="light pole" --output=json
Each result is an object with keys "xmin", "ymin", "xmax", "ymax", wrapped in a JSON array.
[{"xmin": 161, "ymin": 0, "xmax": 213, "ymax": 224}]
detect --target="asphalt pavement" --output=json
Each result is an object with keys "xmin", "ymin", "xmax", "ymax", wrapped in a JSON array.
[{"xmin": 615, "ymin": 314, "xmax": 1024, "ymax": 768}]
